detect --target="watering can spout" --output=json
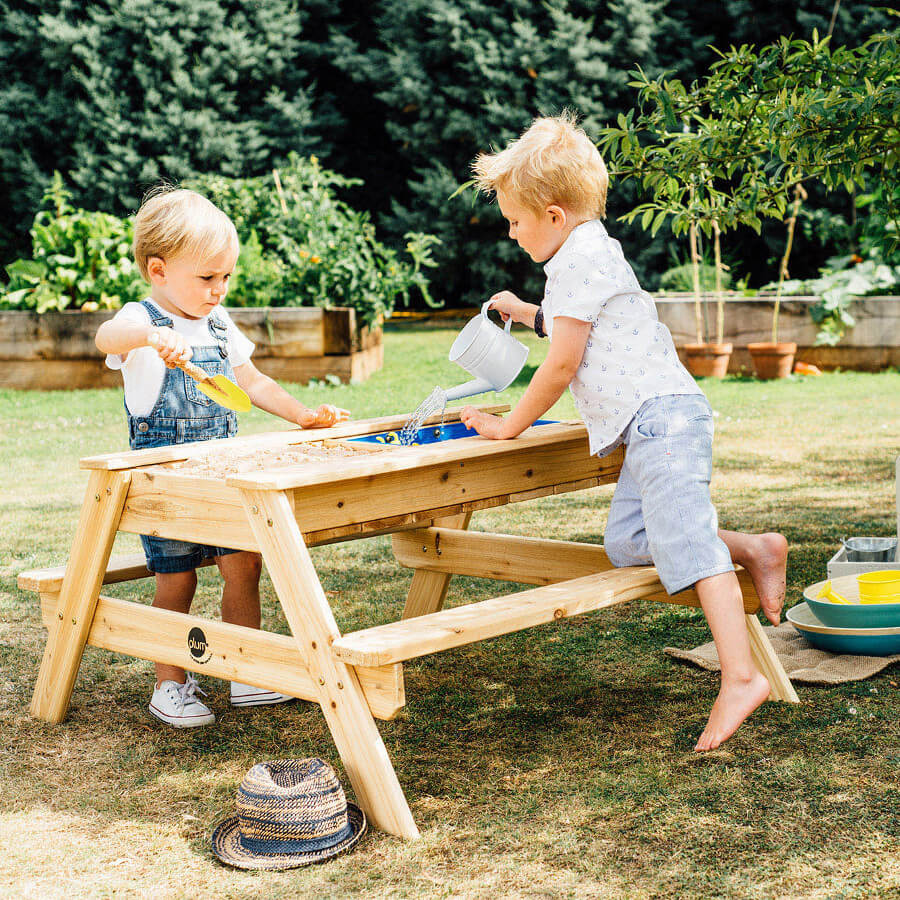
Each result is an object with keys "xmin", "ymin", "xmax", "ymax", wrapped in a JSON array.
[{"xmin": 444, "ymin": 377, "xmax": 494, "ymax": 403}]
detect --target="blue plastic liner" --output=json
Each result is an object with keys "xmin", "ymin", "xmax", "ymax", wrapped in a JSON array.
[{"xmin": 351, "ymin": 419, "xmax": 558, "ymax": 446}]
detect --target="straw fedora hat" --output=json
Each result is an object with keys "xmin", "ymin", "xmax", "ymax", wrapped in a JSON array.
[{"xmin": 211, "ymin": 758, "xmax": 366, "ymax": 869}]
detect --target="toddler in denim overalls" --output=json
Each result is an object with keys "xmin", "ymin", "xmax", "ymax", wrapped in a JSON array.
[
  {"xmin": 461, "ymin": 115, "xmax": 789, "ymax": 752},
  {"xmin": 97, "ymin": 187, "xmax": 349, "ymax": 728}
]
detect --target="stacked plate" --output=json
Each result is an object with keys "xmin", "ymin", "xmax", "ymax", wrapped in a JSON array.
[{"xmin": 789, "ymin": 574, "xmax": 900, "ymax": 656}]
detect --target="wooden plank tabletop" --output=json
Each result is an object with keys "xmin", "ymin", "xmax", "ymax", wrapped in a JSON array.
[
  {"xmin": 78, "ymin": 404, "xmax": 510, "ymax": 470},
  {"xmin": 224, "ymin": 420, "xmax": 589, "ymax": 490}
]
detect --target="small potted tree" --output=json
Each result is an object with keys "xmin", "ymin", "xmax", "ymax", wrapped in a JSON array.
[
  {"xmin": 747, "ymin": 184, "xmax": 805, "ymax": 378},
  {"xmin": 682, "ymin": 207, "xmax": 732, "ymax": 377},
  {"xmin": 599, "ymin": 28, "xmax": 898, "ymax": 380}
]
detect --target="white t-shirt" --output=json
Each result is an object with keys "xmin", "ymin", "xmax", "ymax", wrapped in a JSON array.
[
  {"xmin": 105, "ymin": 301, "xmax": 255, "ymax": 417},
  {"xmin": 542, "ymin": 220, "xmax": 702, "ymax": 455}
]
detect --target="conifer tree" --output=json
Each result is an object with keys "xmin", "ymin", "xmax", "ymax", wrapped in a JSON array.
[
  {"xmin": 334, "ymin": 0, "xmax": 679, "ymax": 305},
  {"xmin": 0, "ymin": 0, "xmax": 340, "ymax": 259}
]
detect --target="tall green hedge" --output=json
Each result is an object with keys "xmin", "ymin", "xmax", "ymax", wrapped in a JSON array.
[
  {"xmin": 335, "ymin": 0, "xmax": 895, "ymax": 303},
  {"xmin": 2, "ymin": 0, "xmax": 894, "ymax": 303},
  {"xmin": 0, "ymin": 0, "xmax": 341, "ymax": 259},
  {"xmin": 331, "ymin": 0, "xmax": 680, "ymax": 304}
]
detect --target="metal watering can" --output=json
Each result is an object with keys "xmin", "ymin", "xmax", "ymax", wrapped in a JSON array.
[{"xmin": 444, "ymin": 301, "xmax": 529, "ymax": 402}]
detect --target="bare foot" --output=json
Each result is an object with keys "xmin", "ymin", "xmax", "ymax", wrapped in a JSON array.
[
  {"xmin": 694, "ymin": 671, "xmax": 770, "ymax": 751},
  {"xmin": 741, "ymin": 532, "xmax": 788, "ymax": 625}
]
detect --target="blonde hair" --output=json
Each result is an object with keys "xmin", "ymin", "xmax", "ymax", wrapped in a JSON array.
[
  {"xmin": 472, "ymin": 112, "xmax": 608, "ymax": 218},
  {"xmin": 133, "ymin": 186, "xmax": 239, "ymax": 280}
]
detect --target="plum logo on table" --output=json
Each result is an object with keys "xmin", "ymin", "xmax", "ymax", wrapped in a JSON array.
[{"xmin": 188, "ymin": 627, "xmax": 212, "ymax": 664}]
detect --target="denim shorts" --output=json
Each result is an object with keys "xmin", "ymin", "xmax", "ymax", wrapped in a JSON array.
[
  {"xmin": 141, "ymin": 534, "xmax": 238, "ymax": 574},
  {"xmin": 603, "ymin": 393, "xmax": 734, "ymax": 594}
]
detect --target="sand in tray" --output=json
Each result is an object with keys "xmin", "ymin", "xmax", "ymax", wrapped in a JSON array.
[{"xmin": 399, "ymin": 386, "xmax": 447, "ymax": 446}]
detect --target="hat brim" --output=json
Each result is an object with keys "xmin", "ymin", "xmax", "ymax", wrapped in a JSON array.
[{"xmin": 211, "ymin": 803, "xmax": 366, "ymax": 870}]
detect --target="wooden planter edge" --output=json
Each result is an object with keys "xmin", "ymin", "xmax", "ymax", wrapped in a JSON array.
[{"xmin": 0, "ymin": 307, "xmax": 384, "ymax": 390}]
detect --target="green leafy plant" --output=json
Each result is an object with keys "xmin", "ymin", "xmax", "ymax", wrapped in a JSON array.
[
  {"xmin": 659, "ymin": 262, "xmax": 731, "ymax": 293},
  {"xmin": 785, "ymin": 181, "xmax": 900, "ymax": 344},
  {"xmin": 599, "ymin": 22, "xmax": 900, "ymax": 344},
  {"xmin": 772, "ymin": 256, "xmax": 900, "ymax": 345},
  {"xmin": 191, "ymin": 155, "xmax": 441, "ymax": 326},
  {"xmin": 0, "ymin": 173, "xmax": 145, "ymax": 312}
]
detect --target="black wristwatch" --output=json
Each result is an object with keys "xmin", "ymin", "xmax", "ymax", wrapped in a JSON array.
[{"xmin": 534, "ymin": 306, "xmax": 546, "ymax": 338}]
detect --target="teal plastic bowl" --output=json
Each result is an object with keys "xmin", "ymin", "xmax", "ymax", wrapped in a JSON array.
[
  {"xmin": 803, "ymin": 576, "xmax": 900, "ymax": 629},
  {"xmin": 787, "ymin": 603, "xmax": 900, "ymax": 656}
]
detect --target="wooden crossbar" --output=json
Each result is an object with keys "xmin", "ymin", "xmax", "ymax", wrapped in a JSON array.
[
  {"xmin": 17, "ymin": 553, "xmax": 216, "ymax": 594},
  {"xmin": 390, "ymin": 527, "xmax": 798, "ymax": 704},
  {"xmin": 392, "ymin": 527, "xmax": 762, "ymax": 614},
  {"xmin": 331, "ymin": 567, "xmax": 665, "ymax": 667},
  {"xmin": 37, "ymin": 590, "xmax": 405, "ymax": 720}
]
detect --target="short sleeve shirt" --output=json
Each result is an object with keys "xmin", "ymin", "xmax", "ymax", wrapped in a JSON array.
[
  {"xmin": 542, "ymin": 220, "xmax": 702, "ymax": 455},
  {"xmin": 105, "ymin": 301, "xmax": 255, "ymax": 417}
]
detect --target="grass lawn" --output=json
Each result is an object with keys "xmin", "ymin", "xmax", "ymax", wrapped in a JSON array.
[{"xmin": 1, "ymin": 324, "xmax": 898, "ymax": 899}]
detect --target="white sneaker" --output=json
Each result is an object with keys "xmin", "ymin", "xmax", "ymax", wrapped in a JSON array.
[
  {"xmin": 149, "ymin": 673, "xmax": 215, "ymax": 728},
  {"xmin": 230, "ymin": 681, "xmax": 293, "ymax": 708}
]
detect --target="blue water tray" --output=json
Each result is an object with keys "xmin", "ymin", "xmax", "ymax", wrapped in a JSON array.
[{"xmin": 352, "ymin": 419, "xmax": 558, "ymax": 446}]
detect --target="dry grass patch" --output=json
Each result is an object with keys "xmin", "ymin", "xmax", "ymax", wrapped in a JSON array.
[{"xmin": 1, "ymin": 342, "xmax": 898, "ymax": 898}]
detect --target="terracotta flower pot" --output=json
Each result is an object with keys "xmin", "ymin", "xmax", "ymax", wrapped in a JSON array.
[
  {"xmin": 683, "ymin": 342, "xmax": 733, "ymax": 378},
  {"xmin": 747, "ymin": 342, "xmax": 797, "ymax": 380}
]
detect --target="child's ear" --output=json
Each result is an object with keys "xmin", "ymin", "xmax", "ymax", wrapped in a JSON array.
[
  {"xmin": 146, "ymin": 256, "xmax": 166, "ymax": 284},
  {"xmin": 547, "ymin": 205, "xmax": 567, "ymax": 229}
]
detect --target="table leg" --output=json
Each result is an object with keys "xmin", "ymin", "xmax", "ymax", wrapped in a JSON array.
[
  {"xmin": 242, "ymin": 488, "xmax": 419, "ymax": 839},
  {"xmin": 31, "ymin": 470, "xmax": 131, "ymax": 723},
  {"xmin": 398, "ymin": 512, "xmax": 472, "ymax": 620},
  {"xmin": 745, "ymin": 614, "xmax": 800, "ymax": 703}
]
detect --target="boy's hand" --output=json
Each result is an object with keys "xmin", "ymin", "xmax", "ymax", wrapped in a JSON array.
[
  {"xmin": 460, "ymin": 406, "xmax": 510, "ymax": 440},
  {"xmin": 297, "ymin": 404, "xmax": 351, "ymax": 429},
  {"xmin": 487, "ymin": 291, "xmax": 526, "ymax": 324},
  {"xmin": 148, "ymin": 328, "xmax": 193, "ymax": 368}
]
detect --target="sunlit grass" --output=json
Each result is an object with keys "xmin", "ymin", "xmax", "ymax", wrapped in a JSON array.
[{"xmin": 1, "ymin": 327, "xmax": 898, "ymax": 899}]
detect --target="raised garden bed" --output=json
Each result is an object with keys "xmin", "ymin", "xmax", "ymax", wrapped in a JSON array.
[
  {"xmin": 654, "ymin": 294, "xmax": 900, "ymax": 373},
  {"xmin": 0, "ymin": 307, "xmax": 382, "ymax": 390}
]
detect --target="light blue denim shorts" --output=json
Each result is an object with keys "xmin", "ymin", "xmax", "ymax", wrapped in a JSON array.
[{"xmin": 603, "ymin": 393, "xmax": 734, "ymax": 594}]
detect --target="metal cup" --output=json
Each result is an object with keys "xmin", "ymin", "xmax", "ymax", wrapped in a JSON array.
[{"xmin": 841, "ymin": 536, "xmax": 899, "ymax": 562}]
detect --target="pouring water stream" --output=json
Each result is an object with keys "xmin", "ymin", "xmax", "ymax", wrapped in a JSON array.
[{"xmin": 399, "ymin": 302, "xmax": 529, "ymax": 445}]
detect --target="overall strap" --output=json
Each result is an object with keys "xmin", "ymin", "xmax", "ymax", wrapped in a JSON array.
[
  {"xmin": 140, "ymin": 299, "xmax": 174, "ymax": 328},
  {"xmin": 206, "ymin": 310, "xmax": 230, "ymax": 359}
]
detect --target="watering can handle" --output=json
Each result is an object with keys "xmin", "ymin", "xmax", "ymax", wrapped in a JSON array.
[{"xmin": 482, "ymin": 300, "xmax": 513, "ymax": 334}]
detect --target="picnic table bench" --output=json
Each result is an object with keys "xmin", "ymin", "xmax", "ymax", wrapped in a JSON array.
[{"xmin": 21, "ymin": 407, "xmax": 798, "ymax": 839}]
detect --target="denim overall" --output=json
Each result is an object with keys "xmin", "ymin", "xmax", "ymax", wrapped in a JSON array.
[{"xmin": 128, "ymin": 299, "xmax": 239, "ymax": 573}]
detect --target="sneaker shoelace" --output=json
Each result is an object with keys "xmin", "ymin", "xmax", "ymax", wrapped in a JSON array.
[{"xmin": 173, "ymin": 672, "xmax": 208, "ymax": 711}]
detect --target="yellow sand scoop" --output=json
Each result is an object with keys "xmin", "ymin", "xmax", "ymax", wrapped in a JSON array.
[
  {"xmin": 150, "ymin": 334, "xmax": 252, "ymax": 413},
  {"xmin": 816, "ymin": 579, "xmax": 851, "ymax": 605}
]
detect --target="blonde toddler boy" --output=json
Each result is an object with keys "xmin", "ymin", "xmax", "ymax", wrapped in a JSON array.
[
  {"xmin": 460, "ymin": 114, "xmax": 788, "ymax": 751},
  {"xmin": 95, "ymin": 187, "xmax": 349, "ymax": 728}
]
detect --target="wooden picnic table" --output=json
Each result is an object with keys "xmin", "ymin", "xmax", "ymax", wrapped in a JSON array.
[{"xmin": 23, "ymin": 406, "xmax": 797, "ymax": 839}]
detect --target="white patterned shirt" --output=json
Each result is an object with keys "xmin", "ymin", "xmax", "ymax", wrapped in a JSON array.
[{"xmin": 542, "ymin": 219, "xmax": 702, "ymax": 455}]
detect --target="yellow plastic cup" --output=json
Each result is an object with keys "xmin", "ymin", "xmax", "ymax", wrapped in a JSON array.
[{"xmin": 857, "ymin": 571, "xmax": 900, "ymax": 604}]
